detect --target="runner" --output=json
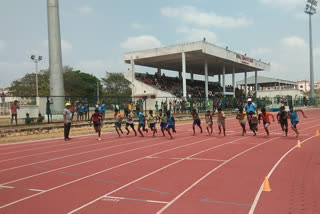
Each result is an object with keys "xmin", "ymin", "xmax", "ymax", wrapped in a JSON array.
[
  {"xmin": 166, "ymin": 111, "xmax": 176, "ymax": 139},
  {"xmin": 124, "ymin": 109, "xmax": 137, "ymax": 136},
  {"xmin": 258, "ymin": 107, "xmax": 275, "ymax": 136},
  {"xmin": 90, "ymin": 108, "xmax": 103, "ymax": 141},
  {"xmin": 158, "ymin": 109, "xmax": 167, "ymax": 137},
  {"xmin": 114, "ymin": 109, "xmax": 123, "ymax": 137},
  {"xmin": 288, "ymin": 105, "xmax": 307, "ymax": 138},
  {"xmin": 136, "ymin": 108, "xmax": 148, "ymax": 137},
  {"xmin": 277, "ymin": 106, "xmax": 289, "ymax": 136},
  {"xmin": 192, "ymin": 109, "xmax": 203, "ymax": 135},
  {"xmin": 214, "ymin": 107, "xmax": 226, "ymax": 136},
  {"xmin": 147, "ymin": 110, "xmax": 157, "ymax": 138},
  {"xmin": 236, "ymin": 107, "xmax": 247, "ymax": 136},
  {"xmin": 248, "ymin": 112, "xmax": 259, "ymax": 136},
  {"xmin": 205, "ymin": 110, "xmax": 213, "ymax": 135}
]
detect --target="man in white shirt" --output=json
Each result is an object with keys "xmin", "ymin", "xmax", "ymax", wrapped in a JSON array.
[{"xmin": 63, "ymin": 103, "xmax": 72, "ymax": 141}]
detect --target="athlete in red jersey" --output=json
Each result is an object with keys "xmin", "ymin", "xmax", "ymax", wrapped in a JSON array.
[{"xmin": 90, "ymin": 109, "xmax": 103, "ymax": 141}]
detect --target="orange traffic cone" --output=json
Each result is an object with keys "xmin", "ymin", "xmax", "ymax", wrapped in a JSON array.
[
  {"xmin": 316, "ymin": 130, "xmax": 319, "ymax": 137},
  {"xmin": 263, "ymin": 177, "xmax": 271, "ymax": 192},
  {"xmin": 296, "ymin": 140, "xmax": 301, "ymax": 148}
]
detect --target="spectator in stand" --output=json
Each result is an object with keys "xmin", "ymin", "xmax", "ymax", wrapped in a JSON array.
[
  {"xmin": 173, "ymin": 100, "xmax": 177, "ymax": 114},
  {"xmin": 10, "ymin": 100, "xmax": 20, "ymax": 125},
  {"xmin": 155, "ymin": 101, "xmax": 159, "ymax": 113},
  {"xmin": 36, "ymin": 113, "xmax": 44, "ymax": 125},
  {"xmin": 100, "ymin": 101, "xmax": 106, "ymax": 119},
  {"xmin": 25, "ymin": 113, "xmax": 33, "ymax": 125},
  {"xmin": 70, "ymin": 102, "xmax": 76, "ymax": 120},
  {"xmin": 1, "ymin": 92, "xmax": 5, "ymax": 107}
]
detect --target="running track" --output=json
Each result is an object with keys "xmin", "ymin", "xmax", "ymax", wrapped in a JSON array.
[{"xmin": 0, "ymin": 109, "xmax": 319, "ymax": 213}]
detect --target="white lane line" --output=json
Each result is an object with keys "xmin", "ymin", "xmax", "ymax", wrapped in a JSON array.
[
  {"xmin": 0, "ymin": 133, "xmax": 128, "ymax": 158},
  {"xmin": 248, "ymin": 135, "xmax": 316, "ymax": 214},
  {"xmin": 0, "ymin": 134, "xmax": 170, "ymax": 172},
  {"xmin": 102, "ymin": 196, "xmax": 169, "ymax": 204},
  {"xmin": 0, "ymin": 134, "xmax": 190, "ymax": 186},
  {"xmin": 0, "ymin": 133, "xmax": 246, "ymax": 210},
  {"xmin": 67, "ymin": 137, "xmax": 250, "ymax": 214},
  {"xmin": 0, "ymin": 185, "xmax": 44, "ymax": 192},
  {"xmin": 0, "ymin": 134, "xmax": 147, "ymax": 163},
  {"xmin": 146, "ymin": 156, "xmax": 226, "ymax": 162},
  {"xmin": 156, "ymin": 124, "xmax": 319, "ymax": 214}
]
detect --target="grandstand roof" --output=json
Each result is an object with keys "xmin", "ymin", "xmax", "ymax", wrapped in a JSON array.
[
  {"xmin": 124, "ymin": 41, "xmax": 270, "ymax": 75},
  {"xmin": 236, "ymin": 76, "xmax": 297, "ymax": 86}
]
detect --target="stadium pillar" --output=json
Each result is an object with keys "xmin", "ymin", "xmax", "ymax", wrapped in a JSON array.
[
  {"xmin": 222, "ymin": 65, "xmax": 226, "ymax": 96},
  {"xmin": 218, "ymin": 75, "xmax": 221, "ymax": 85},
  {"xmin": 245, "ymin": 72, "xmax": 248, "ymax": 98},
  {"xmin": 255, "ymin": 71, "xmax": 258, "ymax": 98},
  {"xmin": 182, "ymin": 52, "xmax": 187, "ymax": 99},
  {"xmin": 191, "ymin": 70, "xmax": 194, "ymax": 82},
  {"xmin": 130, "ymin": 57, "xmax": 135, "ymax": 100},
  {"xmin": 204, "ymin": 59, "xmax": 208, "ymax": 101},
  {"xmin": 47, "ymin": 0, "xmax": 65, "ymax": 113},
  {"xmin": 232, "ymin": 68, "xmax": 235, "ymax": 98},
  {"xmin": 157, "ymin": 68, "xmax": 161, "ymax": 77}
]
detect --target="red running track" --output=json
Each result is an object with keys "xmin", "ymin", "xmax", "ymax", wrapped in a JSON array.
[{"xmin": 0, "ymin": 108, "xmax": 319, "ymax": 214}]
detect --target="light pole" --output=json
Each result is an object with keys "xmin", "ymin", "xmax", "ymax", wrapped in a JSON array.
[
  {"xmin": 304, "ymin": 0, "xmax": 317, "ymax": 99},
  {"xmin": 31, "ymin": 55, "xmax": 42, "ymax": 97}
]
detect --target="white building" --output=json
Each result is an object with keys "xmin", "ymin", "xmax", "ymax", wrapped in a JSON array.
[{"xmin": 297, "ymin": 79, "xmax": 320, "ymax": 92}]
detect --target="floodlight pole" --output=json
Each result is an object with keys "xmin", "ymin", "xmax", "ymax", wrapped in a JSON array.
[
  {"xmin": 305, "ymin": 0, "xmax": 317, "ymax": 99},
  {"xmin": 31, "ymin": 56, "xmax": 42, "ymax": 97}
]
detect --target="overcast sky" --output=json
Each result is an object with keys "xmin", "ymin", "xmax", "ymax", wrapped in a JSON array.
[{"xmin": 0, "ymin": 0, "xmax": 319, "ymax": 87}]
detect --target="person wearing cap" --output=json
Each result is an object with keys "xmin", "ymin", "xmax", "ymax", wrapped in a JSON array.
[
  {"xmin": 245, "ymin": 98, "xmax": 258, "ymax": 130},
  {"xmin": 63, "ymin": 103, "xmax": 72, "ymax": 141}
]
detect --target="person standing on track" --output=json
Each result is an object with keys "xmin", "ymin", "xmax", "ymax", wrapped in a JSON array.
[
  {"xmin": 166, "ymin": 111, "xmax": 175, "ymax": 139},
  {"xmin": 63, "ymin": 103, "xmax": 72, "ymax": 141},
  {"xmin": 213, "ymin": 107, "xmax": 226, "ymax": 136},
  {"xmin": 158, "ymin": 109, "xmax": 167, "ymax": 137},
  {"xmin": 277, "ymin": 106, "xmax": 289, "ymax": 136},
  {"xmin": 205, "ymin": 110, "xmax": 213, "ymax": 135},
  {"xmin": 90, "ymin": 108, "xmax": 103, "ymax": 141},
  {"xmin": 114, "ymin": 109, "xmax": 123, "ymax": 137},
  {"xmin": 288, "ymin": 105, "xmax": 307, "ymax": 138},
  {"xmin": 147, "ymin": 110, "xmax": 157, "ymax": 138},
  {"xmin": 236, "ymin": 107, "xmax": 247, "ymax": 136},
  {"xmin": 258, "ymin": 107, "xmax": 275, "ymax": 136},
  {"xmin": 192, "ymin": 109, "xmax": 203, "ymax": 135},
  {"xmin": 124, "ymin": 109, "xmax": 137, "ymax": 136},
  {"xmin": 136, "ymin": 108, "xmax": 148, "ymax": 137}
]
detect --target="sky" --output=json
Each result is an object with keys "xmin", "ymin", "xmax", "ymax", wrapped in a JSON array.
[{"xmin": 0, "ymin": 0, "xmax": 319, "ymax": 88}]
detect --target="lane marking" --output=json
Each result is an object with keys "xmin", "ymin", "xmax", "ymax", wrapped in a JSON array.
[
  {"xmin": 67, "ymin": 137, "xmax": 251, "ymax": 213},
  {"xmin": 156, "ymin": 124, "xmax": 319, "ymax": 214},
  {"xmin": 0, "ymin": 185, "xmax": 44, "ymax": 192},
  {"xmin": 201, "ymin": 198, "xmax": 252, "ymax": 207},
  {"xmin": 102, "ymin": 196, "xmax": 169, "ymax": 204},
  {"xmin": 92, "ymin": 179, "xmax": 119, "ymax": 185},
  {"xmin": 31, "ymin": 166, "xmax": 48, "ymax": 170},
  {"xmin": 248, "ymin": 135, "xmax": 316, "ymax": 214},
  {"xmin": 58, "ymin": 171, "xmax": 80, "ymax": 177},
  {"xmin": 147, "ymin": 156, "xmax": 226, "ymax": 162},
  {"xmin": 135, "ymin": 187, "xmax": 169, "ymax": 194}
]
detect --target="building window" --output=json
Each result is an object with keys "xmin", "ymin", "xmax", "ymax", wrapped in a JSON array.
[{"xmin": 300, "ymin": 85, "xmax": 303, "ymax": 89}]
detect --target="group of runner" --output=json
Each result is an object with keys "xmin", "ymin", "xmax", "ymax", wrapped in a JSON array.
[{"xmin": 85, "ymin": 98, "xmax": 307, "ymax": 141}]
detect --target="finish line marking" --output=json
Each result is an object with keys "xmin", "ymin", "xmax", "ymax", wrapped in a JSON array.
[{"xmin": 102, "ymin": 196, "xmax": 169, "ymax": 204}]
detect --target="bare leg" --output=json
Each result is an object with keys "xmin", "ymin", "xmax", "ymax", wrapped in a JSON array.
[
  {"xmin": 192, "ymin": 125, "xmax": 195, "ymax": 136},
  {"xmin": 161, "ymin": 128, "xmax": 165, "ymax": 136},
  {"xmin": 167, "ymin": 129, "xmax": 173, "ymax": 139},
  {"xmin": 138, "ymin": 127, "xmax": 144, "ymax": 137}
]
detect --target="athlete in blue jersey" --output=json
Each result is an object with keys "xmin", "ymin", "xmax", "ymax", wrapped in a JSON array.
[
  {"xmin": 166, "ymin": 111, "xmax": 176, "ymax": 139},
  {"xmin": 136, "ymin": 108, "xmax": 148, "ymax": 137},
  {"xmin": 288, "ymin": 105, "xmax": 307, "ymax": 138}
]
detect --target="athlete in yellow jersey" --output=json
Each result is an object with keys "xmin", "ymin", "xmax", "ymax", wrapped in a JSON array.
[{"xmin": 158, "ymin": 109, "xmax": 167, "ymax": 137}]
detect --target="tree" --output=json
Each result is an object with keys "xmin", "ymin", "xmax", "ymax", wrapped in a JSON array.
[
  {"xmin": 101, "ymin": 72, "xmax": 131, "ymax": 97},
  {"xmin": 8, "ymin": 66, "xmax": 101, "ymax": 99}
]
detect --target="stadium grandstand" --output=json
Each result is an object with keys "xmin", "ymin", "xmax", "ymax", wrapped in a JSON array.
[{"xmin": 124, "ymin": 41, "xmax": 270, "ymax": 109}]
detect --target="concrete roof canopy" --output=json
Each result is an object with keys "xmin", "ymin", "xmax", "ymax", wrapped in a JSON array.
[
  {"xmin": 236, "ymin": 76, "xmax": 297, "ymax": 86},
  {"xmin": 124, "ymin": 41, "xmax": 270, "ymax": 75}
]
